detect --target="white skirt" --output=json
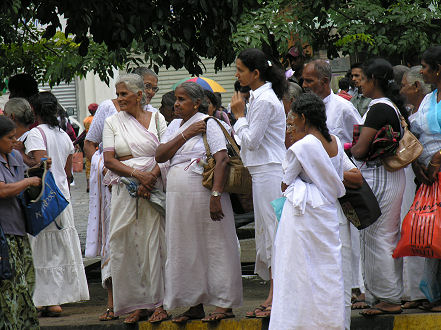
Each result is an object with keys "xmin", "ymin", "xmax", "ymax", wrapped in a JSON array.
[
  {"xmin": 163, "ymin": 165, "xmax": 243, "ymax": 310},
  {"xmin": 270, "ymin": 200, "xmax": 344, "ymax": 330},
  {"xmin": 30, "ymin": 204, "xmax": 89, "ymax": 306}
]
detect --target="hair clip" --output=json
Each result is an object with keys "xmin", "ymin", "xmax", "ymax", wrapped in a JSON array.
[
  {"xmin": 387, "ymin": 79, "xmax": 395, "ymax": 85},
  {"xmin": 267, "ymin": 60, "xmax": 272, "ymax": 67}
]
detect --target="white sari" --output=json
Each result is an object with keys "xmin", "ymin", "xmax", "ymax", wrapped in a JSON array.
[
  {"xmin": 102, "ymin": 110, "xmax": 167, "ymax": 316},
  {"xmin": 270, "ymin": 134, "xmax": 346, "ymax": 330},
  {"xmin": 161, "ymin": 112, "xmax": 243, "ymax": 310}
]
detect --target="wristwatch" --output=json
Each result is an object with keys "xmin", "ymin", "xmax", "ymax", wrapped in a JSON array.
[{"xmin": 211, "ymin": 191, "xmax": 221, "ymax": 197}]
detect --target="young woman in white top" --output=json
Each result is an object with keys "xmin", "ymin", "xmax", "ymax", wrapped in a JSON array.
[{"xmin": 230, "ymin": 48, "xmax": 287, "ymax": 318}]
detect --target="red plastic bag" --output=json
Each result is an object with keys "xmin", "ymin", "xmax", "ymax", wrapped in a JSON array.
[{"xmin": 393, "ymin": 175, "xmax": 441, "ymax": 259}]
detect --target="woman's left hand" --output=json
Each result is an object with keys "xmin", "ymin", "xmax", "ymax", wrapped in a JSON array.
[
  {"xmin": 210, "ymin": 196, "xmax": 224, "ymax": 221},
  {"xmin": 230, "ymin": 92, "xmax": 245, "ymax": 119},
  {"xmin": 134, "ymin": 170, "xmax": 157, "ymax": 190}
]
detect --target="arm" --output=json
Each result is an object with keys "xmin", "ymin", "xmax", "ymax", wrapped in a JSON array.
[
  {"xmin": 84, "ymin": 140, "xmax": 98, "ymax": 161},
  {"xmin": 103, "ymin": 150, "xmax": 159, "ymax": 190},
  {"xmin": 209, "ymin": 150, "xmax": 229, "ymax": 221},
  {"xmin": 343, "ymin": 169, "xmax": 363, "ymax": 189},
  {"xmin": 155, "ymin": 120, "xmax": 206, "ymax": 163},
  {"xmin": 14, "ymin": 141, "xmax": 39, "ymax": 167},
  {"xmin": 64, "ymin": 154, "xmax": 73, "ymax": 186},
  {"xmin": 425, "ymin": 150, "xmax": 441, "ymax": 184},
  {"xmin": 350, "ymin": 127, "xmax": 377, "ymax": 160},
  {"xmin": 233, "ymin": 99, "xmax": 272, "ymax": 151},
  {"xmin": 0, "ymin": 177, "xmax": 41, "ymax": 199}
]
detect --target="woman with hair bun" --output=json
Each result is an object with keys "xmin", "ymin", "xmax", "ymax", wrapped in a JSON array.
[
  {"xmin": 155, "ymin": 82, "xmax": 242, "ymax": 323},
  {"xmin": 351, "ymin": 58, "xmax": 406, "ymax": 316},
  {"xmin": 24, "ymin": 91, "xmax": 89, "ymax": 316},
  {"xmin": 230, "ymin": 48, "xmax": 287, "ymax": 318},
  {"xmin": 269, "ymin": 93, "xmax": 346, "ymax": 329}
]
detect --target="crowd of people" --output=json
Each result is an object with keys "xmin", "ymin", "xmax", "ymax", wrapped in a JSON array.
[{"xmin": 1, "ymin": 44, "xmax": 441, "ymax": 330}]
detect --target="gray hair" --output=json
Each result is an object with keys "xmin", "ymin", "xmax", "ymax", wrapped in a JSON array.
[
  {"xmin": 115, "ymin": 74, "xmax": 146, "ymax": 106},
  {"xmin": 404, "ymin": 66, "xmax": 431, "ymax": 95},
  {"xmin": 283, "ymin": 82, "xmax": 303, "ymax": 101},
  {"xmin": 131, "ymin": 67, "xmax": 158, "ymax": 81},
  {"xmin": 311, "ymin": 60, "xmax": 332, "ymax": 82},
  {"xmin": 4, "ymin": 97, "xmax": 34, "ymax": 126},
  {"xmin": 176, "ymin": 82, "xmax": 208, "ymax": 114},
  {"xmin": 393, "ymin": 65, "xmax": 409, "ymax": 86}
]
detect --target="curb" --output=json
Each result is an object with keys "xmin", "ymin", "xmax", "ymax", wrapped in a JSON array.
[{"xmin": 138, "ymin": 319, "xmax": 267, "ymax": 330}]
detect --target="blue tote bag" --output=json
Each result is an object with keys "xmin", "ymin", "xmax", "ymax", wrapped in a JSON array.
[{"xmin": 19, "ymin": 164, "xmax": 68, "ymax": 236}]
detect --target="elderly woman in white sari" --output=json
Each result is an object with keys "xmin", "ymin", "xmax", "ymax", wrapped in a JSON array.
[
  {"xmin": 269, "ymin": 93, "xmax": 346, "ymax": 330},
  {"xmin": 102, "ymin": 74, "xmax": 169, "ymax": 324},
  {"xmin": 155, "ymin": 82, "xmax": 243, "ymax": 323}
]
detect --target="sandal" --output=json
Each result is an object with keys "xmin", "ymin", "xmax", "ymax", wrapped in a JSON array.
[
  {"xmin": 38, "ymin": 306, "xmax": 62, "ymax": 317},
  {"xmin": 360, "ymin": 306, "xmax": 402, "ymax": 317},
  {"xmin": 255, "ymin": 305, "xmax": 272, "ymax": 319},
  {"xmin": 352, "ymin": 300, "xmax": 370, "ymax": 310},
  {"xmin": 202, "ymin": 311, "xmax": 235, "ymax": 322},
  {"xmin": 402, "ymin": 300, "xmax": 427, "ymax": 309},
  {"xmin": 172, "ymin": 306, "xmax": 205, "ymax": 324},
  {"xmin": 123, "ymin": 309, "xmax": 152, "ymax": 324},
  {"xmin": 99, "ymin": 307, "xmax": 119, "ymax": 321},
  {"xmin": 246, "ymin": 305, "xmax": 267, "ymax": 318},
  {"xmin": 148, "ymin": 308, "xmax": 171, "ymax": 323},
  {"xmin": 419, "ymin": 301, "xmax": 441, "ymax": 312}
]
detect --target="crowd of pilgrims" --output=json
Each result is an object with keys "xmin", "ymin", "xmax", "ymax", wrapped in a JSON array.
[{"xmin": 1, "ymin": 44, "xmax": 441, "ymax": 329}]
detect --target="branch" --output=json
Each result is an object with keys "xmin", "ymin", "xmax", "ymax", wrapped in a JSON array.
[
  {"xmin": 19, "ymin": 18, "xmax": 60, "ymax": 57},
  {"xmin": 328, "ymin": 6, "xmax": 371, "ymax": 24}
]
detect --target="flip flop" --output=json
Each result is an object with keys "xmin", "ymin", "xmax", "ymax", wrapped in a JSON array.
[
  {"xmin": 352, "ymin": 300, "xmax": 370, "ymax": 310},
  {"xmin": 255, "ymin": 305, "xmax": 272, "ymax": 319},
  {"xmin": 148, "ymin": 309, "xmax": 171, "ymax": 323},
  {"xmin": 401, "ymin": 300, "xmax": 427, "ymax": 309},
  {"xmin": 123, "ymin": 309, "xmax": 153, "ymax": 324},
  {"xmin": 99, "ymin": 307, "xmax": 119, "ymax": 321},
  {"xmin": 360, "ymin": 307, "xmax": 402, "ymax": 317},
  {"xmin": 246, "ymin": 305, "xmax": 267, "ymax": 318},
  {"xmin": 172, "ymin": 311, "xmax": 205, "ymax": 324},
  {"xmin": 201, "ymin": 311, "xmax": 235, "ymax": 322}
]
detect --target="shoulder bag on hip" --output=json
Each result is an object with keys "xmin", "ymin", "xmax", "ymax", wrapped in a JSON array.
[
  {"xmin": 0, "ymin": 223, "xmax": 13, "ymax": 281},
  {"xmin": 202, "ymin": 117, "xmax": 252, "ymax": 195},
  {"xmin": 382, "ymin": 114, "xmax": 423, "ymax": 172}
]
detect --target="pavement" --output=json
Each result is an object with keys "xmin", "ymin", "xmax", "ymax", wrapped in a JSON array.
[{"xmin": 37, "ymin": 170, "xmax": 441, "ymax": 329}]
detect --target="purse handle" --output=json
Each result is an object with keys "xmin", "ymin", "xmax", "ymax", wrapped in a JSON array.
[{"xmin": 202, "ymin": 117, "xmax": 240, "ymax": 159}]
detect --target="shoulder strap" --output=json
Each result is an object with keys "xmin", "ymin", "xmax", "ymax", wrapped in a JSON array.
[
  {"xmin": 202, "ymin": 116, "xmax": 240, "ymax": 158},
  {"xmin": 36, "ymin": 126, "xmax": 49, "ymax": 155},
  {"xmin": 155, "ymin": 111, "xmax": 161, "ymax": 142}
]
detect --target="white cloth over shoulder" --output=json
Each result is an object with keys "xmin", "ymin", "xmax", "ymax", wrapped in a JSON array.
[
  {"xmin": 270, "ymin": 134, "xmax": 345, "ymax": 330},
  {"xmin": 86, "ymin": 99, "xmax": 118, "ymax": 144}
]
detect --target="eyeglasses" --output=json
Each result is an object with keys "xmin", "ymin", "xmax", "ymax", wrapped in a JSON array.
[{"xmin": 145, "ymin": 83, "xmax": 159, "ymax": 93}]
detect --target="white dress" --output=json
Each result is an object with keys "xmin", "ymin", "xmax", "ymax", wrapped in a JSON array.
[
  {"xmin": 162, "ymin": 112, "xmax": 243, "ymax": 310},
  {"xmin": 270, "ymin": 134, "xmax": 345, "ymax": 330},
  {"xmin": 25, "ymin": 124, "xmax": 89, "ymax": 306}
]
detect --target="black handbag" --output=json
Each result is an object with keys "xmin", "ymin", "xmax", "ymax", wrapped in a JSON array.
[
  {"xmin": 0, "ymin": 223, "xmax": 13, "ymax": 281},
  {"xmin": 338, "ymin": 177, "xmax": 382, "ymax": 230}
]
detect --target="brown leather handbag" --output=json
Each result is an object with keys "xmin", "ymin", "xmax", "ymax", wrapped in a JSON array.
[
  {"xmin": 382, "ymin": 115, "xmax": 423, "ymax": 172},
  {"xmin": 202, "ymin": 117, "xmax": 252, "ymax": 194}
]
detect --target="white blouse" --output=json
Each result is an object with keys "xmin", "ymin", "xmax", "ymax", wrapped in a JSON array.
[
  {"xmin": 162, "ymin": 115, "xmax": 228, "ymax": 167},
  {"xmin": 233, "ymin": 82, "xmax": 286, "ymax": 168}
]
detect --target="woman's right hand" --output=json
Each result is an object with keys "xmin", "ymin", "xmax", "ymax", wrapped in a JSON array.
[
  {"xmin": 134, "ymin": 171, "xmax": 157, "ymax": 191},
  {"xmin": 182, "ymin": 120, "xmax": 206, "ymax": 140},
  {"xmin": 26, "ymin": 177, "xmax": 41, "ymax": 187}
]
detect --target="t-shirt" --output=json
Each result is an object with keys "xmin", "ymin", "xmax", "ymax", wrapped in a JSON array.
[
  {"xmin": 363, "ymin": 103, "xmax": 401, "ymax": 133},
  {"xmin": 0, "ymin": 150, "xmax": 27, "ymax": 235}
]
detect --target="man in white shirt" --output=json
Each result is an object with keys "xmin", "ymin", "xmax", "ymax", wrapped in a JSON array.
[
  {"xmin": 302, "ymin": 60, "xmax": 362, "ymax": 145},
  {"xmin": 302, "ymin": 59, "xmax": 363, "ymax": 330},
  {"xmin": 350, "ymin": 63, "xmax": 372, "ymax": 117}
]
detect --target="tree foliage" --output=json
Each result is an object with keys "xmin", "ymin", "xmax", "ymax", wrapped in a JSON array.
[
  {"xmin": 232, "ymin": 0, "xmax": 441, "ymax": 63},
  {"xmin": 0, "ymin": 0, "xmax": 258, "ymax": 88}
]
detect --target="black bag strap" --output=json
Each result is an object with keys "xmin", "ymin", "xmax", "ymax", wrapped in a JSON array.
[{"xmin": 202, "ymin": 116, "xmax": 239, "ymax": 159}]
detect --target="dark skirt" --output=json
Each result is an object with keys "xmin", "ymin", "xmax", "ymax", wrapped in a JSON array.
[{"xmin": 0, "ymin": 235, "xmax": 39, "ymax": 329}]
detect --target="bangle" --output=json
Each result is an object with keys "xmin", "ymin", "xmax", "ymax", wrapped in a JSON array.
[
  {"xmin": 130, "ymin": 168, "xmax": 137, "ymax": 177},
  {"xmin": 181, "ymin": 132, "xmax": 187, "ymax": 141}
]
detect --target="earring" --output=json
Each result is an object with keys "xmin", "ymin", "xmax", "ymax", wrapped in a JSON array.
[{"xmin": 194, "ymin": 106, "xmax": 197, "ymax": 110}]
